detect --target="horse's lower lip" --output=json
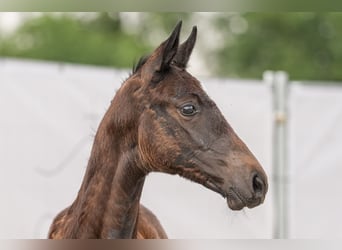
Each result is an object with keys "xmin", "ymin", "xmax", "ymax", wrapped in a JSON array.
[
  {"xmin": 226, "ymin": 198, "xmax": 245, "ymax": 210},
  {"xmin": 204, "ymin": 180, "xmax": 263, "ymax": 210},
  {"xmin": 226, "ymin": 189, "xmax": 265, "ymax": 210},
  {"xmin": 226, "ymin": 189, "xmax": 246, "ymax": 210}
]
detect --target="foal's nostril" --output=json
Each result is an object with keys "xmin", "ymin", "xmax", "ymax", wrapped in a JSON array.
[{"xmin": 252, "ymin": 174, "xmax": 264, "ymax": 195}]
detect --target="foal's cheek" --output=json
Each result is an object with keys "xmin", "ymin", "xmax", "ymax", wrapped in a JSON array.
[{"xmin": 138, "ymin": 113, "xmax": 181, "ymax": 171}]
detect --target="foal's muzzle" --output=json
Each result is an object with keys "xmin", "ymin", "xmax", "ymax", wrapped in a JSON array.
[{"xmin": 226, "ymin": 171, "xmax": 268, "ymax": 211}]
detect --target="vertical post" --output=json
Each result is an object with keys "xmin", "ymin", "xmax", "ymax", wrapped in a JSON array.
[{"xmin": 263, "ymin": 71, "xmax": 289, "ymax": 239}]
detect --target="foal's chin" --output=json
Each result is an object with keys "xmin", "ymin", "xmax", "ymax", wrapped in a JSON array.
[
  {"xmin": 202, "ymin": 178, "xmax": 248, "ymax": 211},
  {"xmin": 226, "ymin": 197, "xmax": 246, "ymax": 211},
  {"xmin": 205, "ymin": 176, "xmax": 266, "ymax": 211},
  {"xmin": 226, "ymin": 196, "xmax": 264, "ymax": 211}
]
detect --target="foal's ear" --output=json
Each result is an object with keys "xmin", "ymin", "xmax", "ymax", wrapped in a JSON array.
[
  {"xmin": 173, "ymin": 26, "xmax": 197, "ymax": 69},
  {"xmin": 152, "ymin": 21, "xmax": 182, "ymax": 73}
]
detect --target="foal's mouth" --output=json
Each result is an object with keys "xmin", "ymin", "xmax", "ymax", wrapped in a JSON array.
[
  {"xmin": 226, "ymin": 188, "xmax": 247, "ymax": 211},
  {"xmin": 204, "ymin": 180, "xmax": 247, "ymax": 211},
  {"xmin": 205, "ymin": 180, "xmax": 247, "ymax": 211},
  {"xmin": 205, "ymin": 180, "xmax": 263, "ymax": 211},
  {"xmin": 177, "ymin": 164, "xmax": 264, "ymax": 211}
]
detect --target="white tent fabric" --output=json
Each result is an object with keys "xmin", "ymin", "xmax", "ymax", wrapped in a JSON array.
[
  {"xmin": 0, "ymin": 58, "xmax": 341, "ymax": 239},
  {"xmin": 288, "ymin": 83, "xmax": 342, "ymax": 238}
]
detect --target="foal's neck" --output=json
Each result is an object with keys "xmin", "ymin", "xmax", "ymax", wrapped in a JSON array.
[
  {"xmin": 100, "ymin": 148, "xmax": 145, "ymax": 238},
  {"xmin": 71, "ymin": 103, "xmax": 146, "ymax": 238}
]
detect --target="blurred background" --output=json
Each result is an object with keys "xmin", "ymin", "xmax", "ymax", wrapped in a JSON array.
[
  {"xmin": 1, "ymin": 12, "xmax": 342, "ymax": 239},
  {"xmin": 1, "ymin": 12, "xmax": 342, "ymax": 80}
]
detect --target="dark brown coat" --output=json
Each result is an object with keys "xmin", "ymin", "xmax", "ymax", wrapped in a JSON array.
[{"xmin": 48, "ymin": 21, "xmax": 268, "ymax": 239}]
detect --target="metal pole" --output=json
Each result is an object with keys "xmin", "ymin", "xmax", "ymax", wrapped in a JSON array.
[{"xmin": 263, "ymin": 71, "xmax": 289, "ymax": 238}]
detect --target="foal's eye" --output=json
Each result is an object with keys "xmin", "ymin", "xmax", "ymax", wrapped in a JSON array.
[{"xmin": 180, "ymin": 104, "xmax": 198, "ymax": 116}]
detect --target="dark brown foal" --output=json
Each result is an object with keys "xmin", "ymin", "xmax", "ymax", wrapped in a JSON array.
[{"xmin": 48, "ymin": 21, "xmax": 268, "ymax": 239}]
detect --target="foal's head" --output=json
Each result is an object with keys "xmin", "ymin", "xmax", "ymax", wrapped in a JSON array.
[{"xmin": 114, "ymin": 21, "xmax": 268, "ymax": 210}]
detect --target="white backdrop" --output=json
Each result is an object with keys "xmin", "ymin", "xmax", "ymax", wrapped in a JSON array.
[
  {"xmin": 288, "ymin": 83, "xmax": 342, "ymax": 238},
  {"xmin": 0, "ymin": 58, "xmax": 341, "ymax": 239}
]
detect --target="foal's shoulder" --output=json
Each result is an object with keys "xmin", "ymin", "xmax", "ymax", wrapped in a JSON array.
[
  {"xmin": 48, "ymin": 207, "xmax": 70, "ymax": 239},
  {"xmin": 137, "ymin": 204, "xmax": 168, "ymax": 239}
]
